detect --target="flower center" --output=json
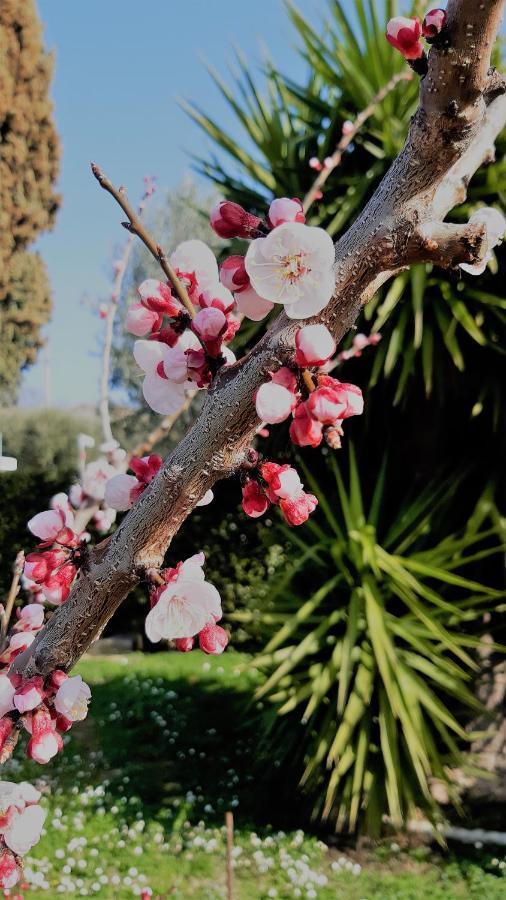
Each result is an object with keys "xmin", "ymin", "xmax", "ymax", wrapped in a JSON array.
[{"xmin": 280, "ymin": 252, "xmax": 309, "ymax": 284}]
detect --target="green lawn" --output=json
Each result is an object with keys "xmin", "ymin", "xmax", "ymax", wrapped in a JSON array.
[{"xmin": 3, "ymin": 651, "xmax": 505, "ymax": 898}]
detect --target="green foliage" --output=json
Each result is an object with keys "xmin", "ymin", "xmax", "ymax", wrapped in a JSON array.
[
  {"xmin": 185, "ymin": 0, "xmax": 506, "ymax": 412},
  {"xmin": 0, "ymin": 0, "xmax": 60, "ymax": 401},
  {"xmin": 254, "ymin": 450, "xmax": 505, "ymax": 833}
]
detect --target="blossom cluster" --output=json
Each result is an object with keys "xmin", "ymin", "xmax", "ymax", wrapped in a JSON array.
[
  {"xmin": 386, "ymin": 9, "xmax": 448, "ymax": 65},
  {"xmin": 0, "ymin": 780, "xmax": 47, "ymax": 889},
  {"xmin": 0, "ymin": 668, "xmax": 91, "ymax": 766},
  {"xmin": 254, "ymin": 324, "xmax": 363, "ymax": 451},
  {"xmin": 241, "ymin": 462, "xmax": 318, "ymax": 527},
  {"xmin": 144, "ymin": 553, "xmax": 228, "ymax": 655}
]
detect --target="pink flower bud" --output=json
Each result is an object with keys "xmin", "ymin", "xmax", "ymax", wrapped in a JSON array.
[
  {"xmin": 324, "ymin": 157, "xmax": 334, "ymax": 169},
  {"xmin": 307, "ymin": 386, "xmax": 347, "ymax": 424},
  {"xmin": 422, "ymin": 8, "xmax": 447, "ymax": 38},
  {"xmin": 54, "ymin": 675, "xmax": 91, "ymax": 722},
  {"xmin": 13, "ymin": 604, "xmax": 45, "ymax": 633},
  {"xmin": 24, "ymin": 550, "xmax": 67, "ymax": 585},
  {"xmin": 267, "ymin": 198, "xmax": 305, "ymax": 229},
  {"xmin": 254, "ymin": 381, "xmax": 295, "ymax": 425},
  {"xmin": 192, "ymin": 307, "xmax": 227, "ymax": 357},
  {"xmin": 289, "ymin": 402, "xmax": 323, "ymax": 448},
  {"xmin": 26, "ymin": 709, "xmax": 63, "ymax": 764},
  {"xmin": 386, "ymin": 16, "xmax": 424, "ymax": 59},
  {"xmin": 342, "ymin": 120, "xmax": 354, "ymax": 136},
  {"xmin": 295, "ymin": 324, "xmax": 336, "ymax": 367},
  {"xmin": 42, "ymin": 564, "xmax": 77, "ymax": 606},
  {"xmin": 198, "ymin": 623, "xmax": 229, "ymax": 655},
  {"xmin": 129, "ymin": 454, "xmax": 163, "ymax": 485},
  {"xmin": 125, "ymin": 302, "xmax": 161, "ymax": 336},
  {"xmin": 13, "ymin": 677, "xmax": 45, "ymax": 714},
  {"xmin": 241, "ymin": 480, "xmax": 269, "ymax": 518},
  {"xmin": 210, "ymin": 201, "xmax": 263, "ymax": 239},
  {"xmin": 0, "ymin": 850, "xmax": 20, "ymax": 890},
  {"xmin": 317, "ymin": 375, "xmax": 364, "ymax": 418},
  {"xmin": 98, "ymin": 304, "xmax": 108, "ymax": 319},
  {"xmin": 48, "ymin": 670, "xmax": 68, "ymax": 691},
  {"xmin": 309, "ymin": 157, "xmax": 322, "ymax": 171},
  {"xmin": 279, "ymin": 491, "xmax": 318, "ymax": 527},
  {"xmin": 199, "ymin": 285, "xmax": 235, "ymax": 314},
  {"xmin": 138, "ymin": 279, "xmax": 182, "ymax": 317},
  {"xmin": 175, "ymin": 637, "xmax": 194, "ymax": 653},
  {"xmin": 220, "ymin": 256, "xmax": 250, "ymax": 293}
]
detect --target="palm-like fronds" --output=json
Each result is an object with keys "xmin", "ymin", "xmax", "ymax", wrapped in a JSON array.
[
  {"xmin": 249, "ymin": 449, "xmax": 505, "ymax": 833},
  {"xmin": 184, "ymin": 0, "xmax": 506, "ymax": 407}
]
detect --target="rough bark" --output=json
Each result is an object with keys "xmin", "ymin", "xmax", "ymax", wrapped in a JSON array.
[{"xmin": 13, "ymin": 0, "xmax": 506, "ymax": 678}]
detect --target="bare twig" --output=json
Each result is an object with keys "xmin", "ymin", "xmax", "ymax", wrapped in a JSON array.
[
  {"xmin": 1, "ymin": 552, "xmax": 25, "ymax": 643},
  {"xmin": 303, "ymin": 70, "xmax": 413, "ymax": 213},
  {"xmin": 91, "ymin": 165, "xmax": 196, "ymax": 319},
  {"xmin": 12, "ymin": 0, "xmax": 506, "ymax": 680}
]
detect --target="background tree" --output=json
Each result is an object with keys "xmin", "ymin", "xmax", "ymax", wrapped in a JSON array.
[{"xmin": 0, "ymin": 0, "xmax": 60, "ymax": 402}]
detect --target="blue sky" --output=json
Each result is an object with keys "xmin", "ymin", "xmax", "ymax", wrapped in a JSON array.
[{"xmin": 21, "ymin": 0, "xmax": 329, "ymax": 407}]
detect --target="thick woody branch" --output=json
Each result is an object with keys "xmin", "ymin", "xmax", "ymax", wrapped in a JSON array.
[{"xmin": 12, "ymin": 0, "xmax": 506, "ymax": 679}]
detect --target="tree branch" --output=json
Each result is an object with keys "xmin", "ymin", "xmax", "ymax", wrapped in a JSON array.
[{"xmin": 13, "ymin": 0, "xmax": 506, "ymax": 678}]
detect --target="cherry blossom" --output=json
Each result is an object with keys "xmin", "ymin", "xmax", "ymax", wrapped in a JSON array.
[
  {"xmin": 245, "ymin": 222, "xmax": 335, "ymax": 319},
  {"xmin": 27, "ymin": 508, "xmax": 69, "ymax": 543},
  {"xmin": 267, "ymin": 197, "xmax": 305, "ymax": 228},
  {"xmin": 125, "ymin": 302, "xmax": 161, "ymax": 336},
  {"xmin": 422, "ymin": 9, "xmax": 447, "ymax": 38},
  {"xmin": 12, "ymin": 604, "xmax": 44, "ymax": 632},
  {"xmin": 3, "ymin": 803, "xmax": 46, "ymax": 856},
  {"xmin": 386, "ymin": 17, "xmax": 424, "ymax": 59},
  {"xmin": 175, "ymin": 637, "xmax": 195, "ymax": 652},
  {"xmin": 145, "ymin": 558, "xmax": 222, "ymax": 642},
  {"xmin": 13, "ymin": 677, "xmax": 45, "ymax": 714},
  {"xmin": 170, "ymin": 239, "xmax": 220, "ymax": 294},
  {"xmin": 137, "ymin": 278, "xmax": 183, "ymax": 318},
  {"xmin": 133, "ymin": 340, "xmax": 189, "ymax": 415},
  {"xmin": 241, "ymin": 480, "xmax": 270, "ymax": 518},
  {"xmin": 235, "ymin": 286, "xmax": 274, "ymax": 321},
  {"xmin": 289, "ymin": 402, "xmax": 324, "ymax": 448},
  {"xmin": 0, "ymin": 850, "xmax": 20, "ymax": 890},
  {"xmin": 219, "ymin": 256, "xmax": 250, "ymax": 294},
  {"xmin": 254, "ymin": 370, "xmax": 298, "ymax": 424},
  {"xmin": 210, "ymin": 200, "xmax": 263, "ymax": 239},
  {"xmin": 0, "ymin": 676, "xmax": 15, "ymax": 719},
  {"xmin": 199, "ymin": 623, "xmax": 229, "ymax": 655},
  {"xmin": 82, "ymin": 458, "xmax": 118, "ymax": 502},
  {"xmin": 26, "ymin": 708, "xmax": 63, "ymax": 764},
  {"xmin": 105, "ymin": 455, "xmax": 162, "ymax": 512},
  {"xmin": 295, "ymin": 324, "xmax": 336, "ymax": 367},
  {"xmin": 54, "ymin": 675, "xmax": 91, "ymax": 722}
]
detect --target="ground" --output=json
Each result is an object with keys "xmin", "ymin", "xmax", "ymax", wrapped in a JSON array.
[{"xmin": 4, "ymin": 651, "xmax": 506, "ymax": 898}]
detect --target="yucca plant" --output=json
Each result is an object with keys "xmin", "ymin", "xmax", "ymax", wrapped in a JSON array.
[
  {"xmin": 184, "ymin": 0, "xmax": 506, "ymax": 410},
  {"xmin": 250, "ymin": 449, "xmax": 505, "ymax": 833}
]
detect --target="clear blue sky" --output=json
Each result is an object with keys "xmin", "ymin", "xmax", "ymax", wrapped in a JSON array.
[{"xmin": 21, "ymin": 0, "xmax": 329, "ymax": 407}]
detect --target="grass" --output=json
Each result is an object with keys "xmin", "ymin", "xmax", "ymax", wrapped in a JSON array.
[{"xmin": 3, "ymin": 650, "xmax": 505, "ymax": 898}]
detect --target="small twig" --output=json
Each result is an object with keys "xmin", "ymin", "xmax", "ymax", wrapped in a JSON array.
[
  {"xmin": 303, "ymin": 70, "xmax": 413, "ymax": 213},
  {"xmin": 225, "ymin": 811, "xmax": 234, "ymax": 900},
  {"xmin": 91, "ymin": 164, "xmax": 195, "ymax": 319},
  {"xmin": 1, "ymin": 551, "xmax": 24, "ymax": 641}
]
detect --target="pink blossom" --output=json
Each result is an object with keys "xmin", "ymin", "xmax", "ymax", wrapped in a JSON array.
[
  {"xmin": 307, "ymin": 386, "xmax": 347, "ymax": 424},
  {"xmin": 54, "ymin": 675, "xmax": 91, "ymax": 722},
  {"xmin": 24, "ymin": 549, "xmax": 67, "ymax": 584},
  {"xmin": 386, "ymin": 17, "xmax": 424, "ymax": 59},
  {"xmin": 13, "ymin": 604, "xmax": 45, "ymax": 632},
  {"xmin": 210, "ymin": 200, "xmax": 263, "ymax": 239},
  {"xmin": 219, "ymin": 256, "xmax": 250, "ymax": 293},
  {"xmin": 27, "ymin": 508, "xmax": 66, "ymax": 542},
  {"xmin": 235, "ymin": 286, "xmax": 274, "ymax": 321},
  {"xmin": 42, "ymin": 563, "xmax": 77, "ymax": 605},
  {"xmin": 295, "ymin": 324, "xmax": 336, "ymax": 367},
  {"xmin": 0, "ymin": 631, "xmax": 36, "ymax": 665},
  {"xmin": 196, "ymin": 489, "xmax": 214, "ymax": 507},
  {"xmin": 289, "ymin": 402, "xmax": 324, "ymax": 447},
  {"xmin": 125, "ymin": 302, "xmax": 161, "ymax": 336},
  {"xmin": 342, "ymin": 120, "xmax": 354, "ymax": 136},
  {"xmin": 130, "ymin": 454, "xmax": 162, "ymax": 485},
  {"xmin": 309, "ymin": 157, "xmax": 322, "ymax": 171},
  {"xmin": 422, "ymin": 9, "xmax": 447, "ymax": 38},
  {"xmin": 255, "ymin": 381, "xmax": 296, "ymax": 425},
  {"xmin": 317, "ymin": 375, "xmax": 363, "ymax": 418},
  {"xmin": 4, "ymin": 803, "xmax": 46, "ymax": 855},
  {"xmin": 192, "ymin": 307, "xmax": 227, "ymax": 357},
  {"xmin": 138, "ymin": 279, "xmax": 182, "ymax": 317},
  {"xmin": 26, "ymin": 708, "xmax": 63, "ymax": 764},
  {"xmin": 271, "ymin": 367, "xmax": 298, "ymax": 393},
  {"xmin": 199, "ymin": 285, "xmax": 235, "ymax": 315},
  {"xmin": 82, "ymin": 458, "xmax": 118, "ymax": 502},
  {"xmin": 175, "ymin": 637, "xmax": 194, "ymax": 652},
  {"xmin": 0, "ymin": 718, "xmax": 14, "ymax": 756},
  {"xmin": 324, "ymin": 157, "xmax": 335, "ymax": 169},
  {"xmin": 93, "ymin": 506, "xmax": 117, "ymax": 533},
  {"xmin": 0, "ymin": 850, "xmax": 20, "ymax": 889},
  {"xmin": 69, "ymin": 483, "xmax": 84, "ymax": 508},
  {"xmin": 170, "ymin": 239, "xmax": 220, "ymax": 295},
  {"xmin": 199, "ymin": 623, "xmax": 229, "ymax": 655},
  {"xmin": 13, "ymin": 677, "xmax": 45, "ymax": 714},
  {"xmin": 241, "ymin": 480, "xmax": 269, "ymax": 518},
  {"xmin": 280, "ymin": 492, "xmax": 318, "ymax": 526},
  {"xmin": 0, "ymin": 677, "xmax": 15, "ymax": 719},
  {"xmin": 145, "ymin": 566, "xmax": 222, "ymax": 642},
  {"xmin": 133, "ymin": 340, "xmax": 188, "ymax": 415},
  {"xmin": 267, "ymin": 197, "xmax": 305, "ymax": 228}
]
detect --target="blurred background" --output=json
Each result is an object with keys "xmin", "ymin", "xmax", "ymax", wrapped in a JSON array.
[{"xmin": 1, "ymin": 0, "xmax": 505, "ymax": 896}]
